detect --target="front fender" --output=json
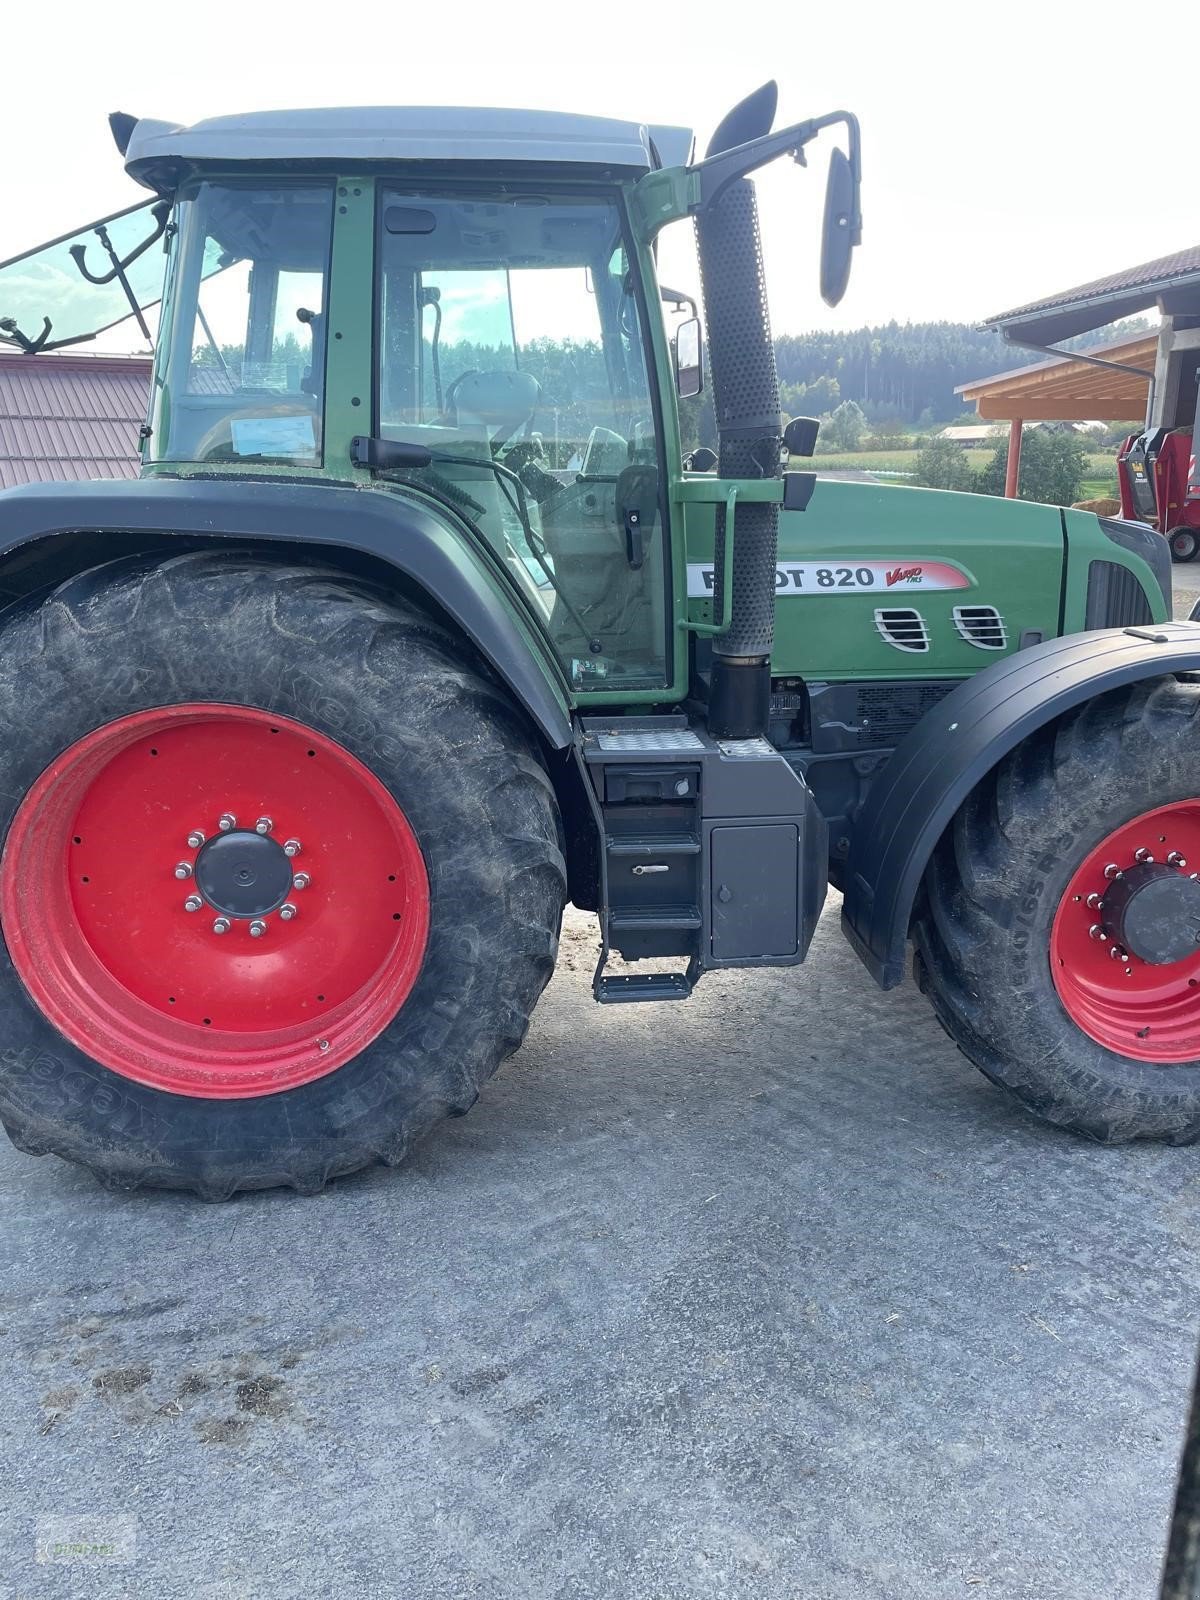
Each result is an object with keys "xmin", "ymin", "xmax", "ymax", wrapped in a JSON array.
[
  {"xmin": 0, "ymin": 477, "xmax": 573, "ymax": 749},
  {"xmin": 842, "ymin": 622, "xmax": 1200, "ymax": 988}
]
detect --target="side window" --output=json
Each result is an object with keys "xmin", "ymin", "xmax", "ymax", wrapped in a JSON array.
[{"xmin": 151, "ymin": 184, "xmax": 333, "ymax": 465}]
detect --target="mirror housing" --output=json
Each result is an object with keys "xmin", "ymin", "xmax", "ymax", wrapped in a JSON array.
[
  {"xmin": 783, "ymin": 416, "xmax": 820, "ymax": 458},
  {"xmin": 686, "ymin": 446, "xmax": 717, "ymax": 473},
  {"xmin": 675, "ymin": 316, "xmax": 703, "ymax": 399},
  {"xmin": 820, "ymin": 149, "xmax": 856, "ymax": 307}
]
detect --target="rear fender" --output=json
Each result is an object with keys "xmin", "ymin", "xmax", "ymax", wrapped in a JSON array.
[
  {"xmin": 842, "ymin": 622, "xmax": 1200, "ymax": 987},
  {"xmin": 0, "ymin": 477, "xmax": 573, "ymax": 749}
]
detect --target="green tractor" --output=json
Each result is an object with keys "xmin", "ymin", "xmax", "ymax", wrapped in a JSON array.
[{"xmin": 0, "ymin": 84, "xmax": 1195, "ymax": 1199}]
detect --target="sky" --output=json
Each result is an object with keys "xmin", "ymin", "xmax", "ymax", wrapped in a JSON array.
[{"xmin": 2, "ymin": 0, "xmax": 1192, "ymax": 350}]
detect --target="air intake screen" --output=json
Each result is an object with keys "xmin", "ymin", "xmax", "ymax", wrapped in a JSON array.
[
  {"xmin": 953, "ymin": 605, "xmax": 1007, "ymax": 650},
  {"xmin": 874, "ymin": 608, "xmax": 930, "ymax": 653},
  {"xmin": 1085, "ymin": 561, "xmax": 1154, "ymax": 629}
]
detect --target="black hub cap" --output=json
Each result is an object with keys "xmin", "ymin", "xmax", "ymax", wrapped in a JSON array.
[
  {"xmin": 1104, "ymin": 862, "xmax": 1200, "ymax": 965},
  {"xmin": 194, "ymin": 830, "xmax": 294, "ymax": 919}
]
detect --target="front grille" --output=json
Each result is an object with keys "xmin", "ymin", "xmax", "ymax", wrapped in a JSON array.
[
  {"xmin": 1085, "ymin": 560, "xmax": 1154, "ymax": 629},
  {"xmin": 874, "ymin": 607, "xmax": 930, "ymax": 653},
  {"xmin": 953, "ymin": 604, "xmax": 1007, "ymax": 650}
]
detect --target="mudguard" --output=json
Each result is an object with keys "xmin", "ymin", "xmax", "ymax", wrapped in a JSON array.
[
  {"xmin": 842, "ymin": 622, "xmax": 1200, "ymax": 988},
  {"xmin": 0, "ymin": 477, "xmax": 572, "ymax": 749}
]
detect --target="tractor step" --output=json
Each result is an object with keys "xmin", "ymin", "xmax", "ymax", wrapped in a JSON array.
[
  {"xmin": 595, "ymin": 972, "xmax": 693, "ymax": 1004},
  {"xmin": 608, "ymin": 904, "xmax": 703, "ymax": 932},
  {"xmin": 604, "ymin": 832, "xmax": 700, "ymax": 856}
]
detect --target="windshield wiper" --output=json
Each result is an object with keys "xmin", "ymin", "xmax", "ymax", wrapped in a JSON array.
[{"xmin": 351, "ymin": 436, "xmax": 603, "ymax": 654}]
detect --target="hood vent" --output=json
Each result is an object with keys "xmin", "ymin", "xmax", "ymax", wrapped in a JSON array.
[
  {"xmin": 953, "ymin": 605, "xmax": 1007, "ymax": 650},
  {"xmin": 874, "ymin": 608, "xmax": 930, "ymax": 654}
]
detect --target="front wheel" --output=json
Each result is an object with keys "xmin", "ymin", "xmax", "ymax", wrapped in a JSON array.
[
  {"xmin": 1170, "ymin": 527, "xmax": 1199, "ymax": 563},
  {"xmin": 914, "ymin": 678, "xmax": 1200, "ymax": 1143},
  {"xmin": 0, "ymin": 552, "xmax": 565, "ymax": 1197}
]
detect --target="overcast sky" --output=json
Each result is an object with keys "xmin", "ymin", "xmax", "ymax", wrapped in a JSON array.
[{"xmin": 2, "ymin": 0, "xmax": 1190, "ymax": 347}]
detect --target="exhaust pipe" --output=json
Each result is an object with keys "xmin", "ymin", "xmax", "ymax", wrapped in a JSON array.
[{"xmin": 695, "ymin": 83, "xmax": 783, "ymax": 739}]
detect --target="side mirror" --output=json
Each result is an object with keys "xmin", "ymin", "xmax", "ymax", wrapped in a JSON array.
[
  {"xmin": 820, "ymin": 148, "xmax": 857, "ymax": 308},
  {"xmin": 783, "ymin": 416, "xmax": 820, "ymax": 458},
  {"xmin": 675, "ymin": 316, "xmax": 703, "ymax": 399},
  {"xmin": 686, "ymin": 446, "xmax": 717, "ymax": 473}
]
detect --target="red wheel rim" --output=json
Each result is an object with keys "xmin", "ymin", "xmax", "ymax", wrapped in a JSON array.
[
  {"xmin": 1050, "ymin": 802, "xmax": 1200, "ymax": 1062},
  {"xmin": 0, "ymin": 705, "xmax": 430, "ymax": 1097}
]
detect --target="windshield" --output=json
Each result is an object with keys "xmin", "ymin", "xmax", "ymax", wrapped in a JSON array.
[
  {"xmin": 377, "ymin": 190, "xmax": 668, "ymax": 690},
  {"xmin": 147, "ymin": 182, "xmax": 335, "ymax": 465},
  {"xmin": 0, "ymin": 201, "xmax": 168, "ymax": 354}
]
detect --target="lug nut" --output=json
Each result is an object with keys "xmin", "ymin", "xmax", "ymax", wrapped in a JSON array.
[
  {"xmin": 1168, "ymin": 851, "xmax": 1187, "ymax": 868},
  {"xmin": 184, "ymin": 895, "xmax": 203, "ymax": 913},
  {"xmin": 1135, "ymin": 847, "xmax": 1154, "ymax": 863},
  {"xmin": 255, "ymin": 816, "xmax": 273, "ymax": 835},
  {"xmin": 1089, "ymin": 924, "xmax": 1107, "ymax": 941},
  {"xmin": 1086, "ymin": 892, "xmax": 1103, "ymax": 909},
  {"xmin": 278, "ymin": 902, "xmax": 298, "ymax": 921},
  {"xmin": 212, "ymin": 917, "xmax": 230, "ymax": 935},
  {"xmin": 292, "ymin": 872, "xmax": 310, "ymax": 891},
  {"xmin": 218, "ymin": 812, "xmax": 237, "ymax": 832},
  {"xmin": 187, "ymin": 830, "xmax": 205, "ymax": 849},
  {"xmin": 1109, "ymin": 945, "xmax": 1128, "ymax": 961},
  {"xmin": 174, "ymin": 862, "xmax": 194, "ymax": 880},
  {"xmin": 248, "ymin": 920, "xmax": 267, "ymax": 938},
  {"xmin": 1104, "ymin": 863, "xmax": 1123, "ymax": 880},
  {"xmin": 283, "ymin": 838, "xmax": 302, "ymax": 858}
]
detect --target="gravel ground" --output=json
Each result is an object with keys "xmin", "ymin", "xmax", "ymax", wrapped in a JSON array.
[{"xmin": 1, "ymin": 570, "xmax": 1198, "ymax": 1600}]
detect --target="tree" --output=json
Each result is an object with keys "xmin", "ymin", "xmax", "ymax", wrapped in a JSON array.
[
  {"xmin": 913, "ymin": 436, "xmax": 975, "ymax": 492},
  {"xmin": 824, "ymin": 399, "xmax": 867, "ymax": 452},
  {"xmin": 977, "ymin": 427, "xmax": 1089, "ymax": 506}
]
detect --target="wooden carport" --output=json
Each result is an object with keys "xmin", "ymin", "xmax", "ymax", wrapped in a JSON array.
[{"xmin": 956, "ymin": 334, "xmax": 1155, "ymax": 497}]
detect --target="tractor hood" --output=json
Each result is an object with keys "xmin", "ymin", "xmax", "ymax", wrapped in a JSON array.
[{"xmin": 121, "ymin": 107, "xmax": 695, "ymax": 195}]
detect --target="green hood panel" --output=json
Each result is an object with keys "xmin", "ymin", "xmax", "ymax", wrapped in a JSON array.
[{"xmin": 685, "ymin": 478, "xmax": 1065, "ymax": 680}]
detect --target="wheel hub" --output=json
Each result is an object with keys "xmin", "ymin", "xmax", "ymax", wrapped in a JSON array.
[
  {"xmin": 1101, "ymin": 862, "xmax": 1200, "ymax": 965},
  {"xmin": 1051, "ymin": 800, "xmax": 1200, "ymax": 1061},
  {"xmin": 194, "ymin": 829, "xmax": 295, "ymax": 919},
  {"xmin": 0, "ymin": 704, "xmax": 431, "ymax": 1097}
]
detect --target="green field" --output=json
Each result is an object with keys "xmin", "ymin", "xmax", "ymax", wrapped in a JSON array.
[{"xmin": 815, "ymin": 448, "xmax": 1119, "ymax": 501}]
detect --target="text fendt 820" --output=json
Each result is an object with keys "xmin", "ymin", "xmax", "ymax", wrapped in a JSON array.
[{"xmin": 0, "ymin": 83, "xmax": 1196, "ymax": 1199}]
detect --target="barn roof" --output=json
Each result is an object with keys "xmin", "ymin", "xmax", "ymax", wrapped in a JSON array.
[{"xmin": 0, "ymin": 351, "xmax": 149, "ymax": 489}]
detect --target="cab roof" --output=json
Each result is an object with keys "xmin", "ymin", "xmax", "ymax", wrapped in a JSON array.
[{"xmin": 123, "ymin": 106, "xmax": 695, "ymax": 192}]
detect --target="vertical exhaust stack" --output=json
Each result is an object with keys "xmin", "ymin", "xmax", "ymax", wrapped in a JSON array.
[{"xmin": 696, "ymin": 82, "xmax": 783, "ymax": 740}]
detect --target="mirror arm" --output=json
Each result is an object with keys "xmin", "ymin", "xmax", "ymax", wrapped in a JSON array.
[{"xmin": 693, "ymin": 110, "xmax": 862, "ymax": 229}]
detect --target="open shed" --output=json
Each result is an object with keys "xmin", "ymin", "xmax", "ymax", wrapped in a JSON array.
[{"xmin": 960, "ymin": 245, "xmax": 1200, "ymax": 497}]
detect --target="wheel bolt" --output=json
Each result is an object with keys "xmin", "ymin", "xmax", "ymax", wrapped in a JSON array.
[
  {"xmin": 1104, "ymin": 863, "xmax": 1123, "ymax": 880},
  {"xmin": 1086, "ymin": 892, "xmax": 1103, "ymax": 909},
  {"xmin": 255, "ymin": 816, "xmax": 273, "ymax": 835},
  {"xmin": 1135, "ymin": 847, "xmax": 1154, "ymax": 863},
  {"xmin": 184, "ymin": 894, "xmax": 203, "ymax": 912},
  {"xmin": 283, "ymin": 838, "xmax": 302, "ymax": 858},
  {"xmin": 218, "ymin": 812, "xmax": 237, "ymax": 833},
  {"xmin": 1089, "ymin": 924, "xmax": 1107, "ymax": 941},
  {"xmin": 174, "ymin": 862, "xmax": 194, "ymax": 880},
  {"xmin": 187, "ymin": 830, "xmax": 205, "ymax": 849},
  {"xmin": 279, "ymin": 903, "xmax": 298, "ymax": 921},
  {"xmin": 212, "ymin": 917, "xmax": 230, "ymax": 935},
  {"xmin": 249, "ymin": 919, "xmax": 267, "ymax": 938},
  {"xmin": 1168, "ymin": 851, "xmax": 1187, "ymax": 868},
  {"xmin": 1109, "ymin": 945, "xmax": 1128, "ymax": 961},
  {"xmin": 292, "ymin": 872, "xmax": 310, "ymax": 891}
]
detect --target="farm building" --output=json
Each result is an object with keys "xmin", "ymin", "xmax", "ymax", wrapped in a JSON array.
[{"xmin": 0, "ymin": 351, "xmax": 150, "ymax": 490}]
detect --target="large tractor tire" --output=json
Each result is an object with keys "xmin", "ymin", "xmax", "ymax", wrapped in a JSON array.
[
  {"xmin": 914, "ymin": 678, "xmax": 1200, "ymax": 1144},
  {"xmin": 0, "ymin": 551, "xmax": 565, "ymax": 1198}
]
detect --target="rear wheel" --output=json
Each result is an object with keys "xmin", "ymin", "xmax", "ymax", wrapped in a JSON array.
[
  {"xmin": 914, "ymin": 678, "xmax": 1200, "ymax": 1143},
  {"xmin": 0, "ymin": 552, "xmax": 565, "ymax": 1197},
  {"xmin": 1170, "ymin": 527, "xmax": 1199, "ymax": 563}
]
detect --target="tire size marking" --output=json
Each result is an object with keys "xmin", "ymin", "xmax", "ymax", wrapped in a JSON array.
[{"xmin": 686, "ymin": 560, "xmax": 972, "ymax": 599}]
